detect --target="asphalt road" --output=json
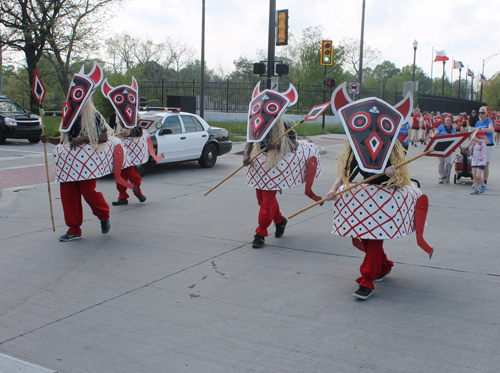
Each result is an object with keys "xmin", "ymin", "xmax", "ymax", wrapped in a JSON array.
[{"xmin": 0, "ymin": 135, "xmax": 499, "ymax": 373}]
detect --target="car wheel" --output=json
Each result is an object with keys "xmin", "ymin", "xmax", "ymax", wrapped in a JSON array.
[
  {"xmin": 198, "ymin": 143, "xmax": 217, "ymax": 168},
  {"xmin": 0, "ymin": 129, "xmax": 6, "ymax": 145},
  {"xmin": 28, "ymin": 137, "xmax": 41, "ymax": 144}
]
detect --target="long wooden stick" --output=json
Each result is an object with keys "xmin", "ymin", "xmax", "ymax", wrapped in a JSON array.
[
  {"xmin": 204, "ymin": 117, "xmax": 309, "ymax": 196},
  {"xmin": 40, "ymin": 110, "xmax": 56, "ymax": 231},
  {"xmin": 288, "ymin": 149, "xmax": 435, "ymax": 219}
]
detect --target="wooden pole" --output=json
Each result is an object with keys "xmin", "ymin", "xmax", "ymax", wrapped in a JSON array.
[
  {"xmin": 288, "ymin": 149, "xmax": 435, "ymax": 219},
  {"xmin": 40, "ymin": 109, "xmax": 56, "ymax": 231},
  {"xmin": 204, "ymin": 117, "xmax": 308, "ymax": 196}
]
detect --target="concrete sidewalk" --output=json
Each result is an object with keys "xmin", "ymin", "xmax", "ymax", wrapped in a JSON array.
[{"xmin": 0, "ymin": 135, "xmax": 499, "ymax": 373}]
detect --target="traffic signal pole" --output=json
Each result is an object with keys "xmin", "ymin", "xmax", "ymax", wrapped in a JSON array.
[
  {"xmin": 322, "ymin": 65, "xmax": 327, "ymax": 129},
  {"xmin": 267, "ymin": 0, "xmax": 276, "ymax": 89}
]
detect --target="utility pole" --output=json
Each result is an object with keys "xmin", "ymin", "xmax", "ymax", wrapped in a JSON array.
[
  {"xmin": 200, "ymin": 0, "xmax": 205, "ymax": 118},
  {"xmin": 0, "ymin": 30, "xmax": 3, "ymax": 95},
  {"xmin": 358, "ymin": 0, "xmax": 366, "ymax": 96},
  {"xmin": 267, "ymin": 0, "xmax": 276, "ymax": 89}
]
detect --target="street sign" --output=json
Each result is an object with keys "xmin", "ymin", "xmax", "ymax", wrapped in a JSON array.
[
  {"xmin": 349, "ymin": 83, "xmax": 360, "ymax": 94},
  {"xmin": 270, "ymin": 77, "xmax": 279, "ymax": 91}
]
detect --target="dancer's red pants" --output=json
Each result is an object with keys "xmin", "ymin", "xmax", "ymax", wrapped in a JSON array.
[
  {"xmin": 116, "ymin": 166, "xmax": 142, "ymax": 199},
  {"xmin": 354, "ymin": 238, "xmax": 394, "ymax": 290},
  {"xmin": 255, "ymin": 189, "xmax": 284, "ymax": 237},
  {"xmin": 60, "ymin": 179, "xmax": 110, "ymax": 235}
]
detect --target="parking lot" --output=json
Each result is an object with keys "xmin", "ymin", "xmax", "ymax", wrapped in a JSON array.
[{"xmin": 0, "ymin": 135, "xmax": 499, "ymax": 372}]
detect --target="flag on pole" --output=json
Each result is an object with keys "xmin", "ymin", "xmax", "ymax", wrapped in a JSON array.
[
  {"xmin": 453, "ymin": 60, "xmax": 464, "ymax": 69},
  {"xmin": 32, "ymin": 69, "xmax": 46, "ymax": 105},
  {"xmin": 467, "ymin": 69, "xmax": 475, "ymax": 78},
  {"xmin": 434, "ymin": 50, "xmax": 449, "ymax": 62},
  {"xmin": 479, "ymin": 74, "xmax": 490, "ymax": 86}
]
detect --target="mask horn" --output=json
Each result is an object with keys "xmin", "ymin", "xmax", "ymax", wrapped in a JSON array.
[
  {"xmin": 283, "ymin": 84, "xmax": 298, "ymax": 106},
  {"xmin": 87, "ymin": 62, "xmax": 103, "ymax": 88},
  {"xmin": 131, "ymin": 76, "xmax": 138, "ymax": 91},
  {"xmin": 101, "ymin": 79, "xmax": 113, "ymax": 98},
  {"xmin": 394, "ymin": 91, "xmax": 414, "ymax": 123},
  {"xmin": 330, "ymin": 83, "xmax": 352, "ymax": 116},
  {"xmin": 252, "ymin": 82, "xmax": 261, "ymax": 99}
]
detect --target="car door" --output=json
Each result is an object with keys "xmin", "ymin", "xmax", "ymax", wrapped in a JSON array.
[
  {"xmin": 155, "ymin": 115, "xmax": 187, "ymax": 162},
  {"xmin": 179, "ymin": 115, "xmax": 209, "ymax": 159}
]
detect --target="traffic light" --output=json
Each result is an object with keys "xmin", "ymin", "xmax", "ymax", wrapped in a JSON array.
[
  {"xmin": 276, "ymin": 9, "xmax": 288, "ymax": 46},
  {"xmin": 253, "ymin": 62, "xmax": 266, "ymax": 76},
  {"xmin": 275, "ymin": 63, "xmax": 289, "ymax": 76},
  {"xmin": 326, "ymin": 78, "xmax": 336, "ymax": 88},
  {"xmin": 321, "ymin": 40, "xmax": 333, "ymax": 65}
]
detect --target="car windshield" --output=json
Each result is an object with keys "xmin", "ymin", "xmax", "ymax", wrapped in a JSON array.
[{"xmin": 0, "ymin": 100, "xmax": 27, "ymax": 114}]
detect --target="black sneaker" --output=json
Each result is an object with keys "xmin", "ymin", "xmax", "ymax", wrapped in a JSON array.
[
  {"xmin": 252, "ymin": 234, "xmax": 265, "ymax": 249},
  {"xmin": 275, "ymin": 217, "xmax": 287, "ymax": 238},
  {"xmin": 374, "ymin": 269, "xmax": 391, "ymax": 282},
  {"xmin": 136, "ymin": 194, "xmax": 146, "ymax": 203},
  {"xmin": 112, "ymin": 198, "xmax": 128, "ymax": 206},
  {"xmin": 101, "ymin": 219, "xmax": 111, "ymax": 234},
  {"xmin": 59, "ymin": 232, "xmax": 82, "ymax": 242},
  {"xmin": 353, "ymin": 285, "xmax": 373, "ymax": 300}
]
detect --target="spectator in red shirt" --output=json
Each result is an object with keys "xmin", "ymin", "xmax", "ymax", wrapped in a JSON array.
[
  {"xmin": 410, "ymin": 107, "xmax": 422, "ymax": 147},
  {"xmin": 434, "ymin": 111, "xmax": 443, "ymax": 129}
]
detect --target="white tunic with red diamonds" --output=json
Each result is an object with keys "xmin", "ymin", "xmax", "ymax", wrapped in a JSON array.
[
  {"xmin": 53, "ymin": 137, "xmax": 123, "ymax": 182},
  {"xmin": 332, "ymin": 183, "xmax": 422, "ymax": 240},
  {"xmin": 121, "ymin": 131, "xmax": 150, "ymax": 168},
  {"xmin": 246, "ymin": 140, "xmax": 321, "ymax": 190}
]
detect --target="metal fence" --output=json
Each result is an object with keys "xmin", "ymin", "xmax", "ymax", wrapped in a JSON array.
[{"xmin": 139, "ymin": 79, "xmax": 482, "ymax": 115}]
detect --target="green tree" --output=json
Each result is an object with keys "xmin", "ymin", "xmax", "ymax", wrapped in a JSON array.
[
  {"xmin": 483, "ymin": 71, "xmax": 500, "ymax": 110},
  {"xmin": 229, "ymin": 56, "xmax": 260, "ymax": 83},
  {"xmin": 339, "ymin": 37, "xmax": 382, "ymax": 77}
]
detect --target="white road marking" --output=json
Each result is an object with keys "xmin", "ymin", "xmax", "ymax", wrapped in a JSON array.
[{"xmin": 0, "ymin": 163, "xmax": 48, "ymax": 171}]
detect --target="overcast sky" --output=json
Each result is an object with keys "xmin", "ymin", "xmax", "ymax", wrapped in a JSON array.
[{"xmin": 108, "ymin": 0, "xmax": 499, "ymax": 81}]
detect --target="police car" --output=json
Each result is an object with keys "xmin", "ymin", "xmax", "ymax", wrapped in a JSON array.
[{"xmin": 136, "ymin": 107, "xmax": 232, "ymax": 174}]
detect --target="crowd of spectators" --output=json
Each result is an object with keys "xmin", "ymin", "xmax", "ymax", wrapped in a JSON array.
[{"xmin": 397, "ymin": 106, "xmax": 496, "ymax": 191}]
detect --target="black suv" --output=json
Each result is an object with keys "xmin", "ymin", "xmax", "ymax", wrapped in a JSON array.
[{"xmin": 0, "ymin": 95, "xmax": 42, "ymax": 144}]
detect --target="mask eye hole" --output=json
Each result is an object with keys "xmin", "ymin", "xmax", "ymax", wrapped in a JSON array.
[
  {"xmin": 349, "ymin": 112, "xmax": 371, "ymax": 131},
  {"xmin": 113, "ymin": 94, "xmax": 125, "ymax": 105},
  {"xmin": 378, "ymin": 115, "xmax": 396, "ymax": 135},
  {"xmin": 128, "ymin": 94, "xmax": 136, "ymax": 104},
  {"xmin": 71, "ymin": 86, "xmax": 85, "ymax": 102},
  {"xmin": 251, "ymin": 101, "xmax": 262, "ymax": 115},
  {"xmin": 264, "ymin": 101, "xmax": 280, "ymax": 115}
]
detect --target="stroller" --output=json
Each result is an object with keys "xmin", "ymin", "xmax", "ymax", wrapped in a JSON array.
[{"xmin": 453, "ymin": 147, "xmax": 473, "ymax": 184}]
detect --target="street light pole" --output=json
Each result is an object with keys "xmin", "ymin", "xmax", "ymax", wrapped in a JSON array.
[
  {"xmin": 480, "ymin": 52, "xmax": 500, "ymax": 102},
  {"xmin": 412, "ymin": 39, "xmax": 418, "ymax": 83},
  {"xmin": 200, "ymin": 0, "xmax": 205, "ymax": 118},
  {"xmin": 358, "ymin": 0, "xmax": 366, "ymax": 96}
]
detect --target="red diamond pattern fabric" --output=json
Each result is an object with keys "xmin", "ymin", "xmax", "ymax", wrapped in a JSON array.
[
  {"xmin": 332, "ymin": 183, "xmax": 422, "ymax": 240},
  {"xmin": 122, "ymin": 132, "xmax": 149, "ymax": 168},
  {"xmin": 246, "ymin": 140, "xmax": 321, "ymax": 190},
  {"xmin": 53, "ymin": 137, "xmax": 123, "ymax": 182}
]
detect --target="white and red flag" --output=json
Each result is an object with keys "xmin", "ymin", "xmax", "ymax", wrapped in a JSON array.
[
  {"xmin": 434, "ymin": 50, "xmax": 449, "ymax": 62},
  {"xmin": 453, "ymin": 60, "xmax": 464, "ymax": 69}
]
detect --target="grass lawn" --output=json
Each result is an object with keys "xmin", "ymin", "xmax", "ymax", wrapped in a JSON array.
[{"xmin": 42, "ymin": 115, "xmax": 62, "ymax": 137}]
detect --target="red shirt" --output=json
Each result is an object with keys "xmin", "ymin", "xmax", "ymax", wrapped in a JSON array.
[
  {"xmin": 412, "ymin": 113, "xmax": 421, "ymax": 128},
  {"xmin": 433, "ymin": 116, "xmax": 443, "ymax": 128}
]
